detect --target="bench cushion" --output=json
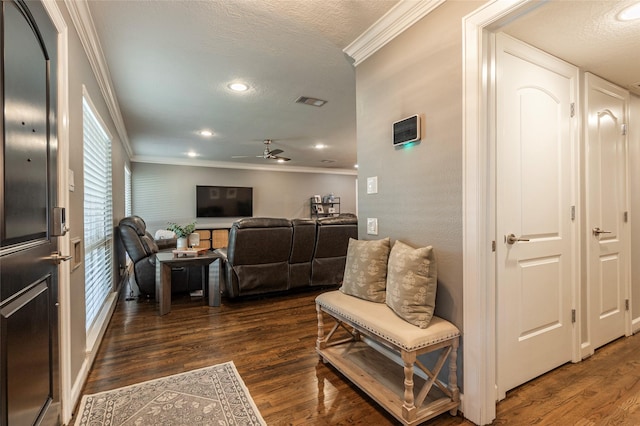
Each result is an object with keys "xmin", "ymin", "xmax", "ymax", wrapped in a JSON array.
[{"xmin": 316, "ymin": 290, "xmax": 459, "ymax": 352}]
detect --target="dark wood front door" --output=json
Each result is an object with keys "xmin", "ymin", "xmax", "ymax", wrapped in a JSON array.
[{"xmin": 1, "ymin": 1, "xmax": 60, "ymax": 424}]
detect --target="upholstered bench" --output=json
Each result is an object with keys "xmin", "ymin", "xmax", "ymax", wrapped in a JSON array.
[{"xmin": 316, "ymin": 290, "xmax": 460, "ymax": 426}]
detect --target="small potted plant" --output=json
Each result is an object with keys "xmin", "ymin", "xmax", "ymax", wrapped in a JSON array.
[{"xmin": 167, "ymin": 221, "xmax": 196, "ymax": 249}]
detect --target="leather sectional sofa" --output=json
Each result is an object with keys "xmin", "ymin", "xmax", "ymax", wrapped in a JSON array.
[{"xmin": 215, "ymin": 215, "xmax": 358, "ymax": 299}]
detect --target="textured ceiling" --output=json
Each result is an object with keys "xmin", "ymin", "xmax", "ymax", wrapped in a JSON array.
[
  {"xmin": 87, "ymin": 0, "xmax": 399, "ymax": 171},
  {"xmin": 501, "ymin": 0, "xmax": 640, "ymax": 96},
  {"xmin": 87, "ymin": 0, "xmax": 640, "ymax": 171}
]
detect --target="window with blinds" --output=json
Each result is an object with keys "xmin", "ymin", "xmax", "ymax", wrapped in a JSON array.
[
  {"xmin": 124, "ymin": 165, "xmax": 132, "ymax": 217},
  {"xmin": 83, "ymin": 95, "xmax": 113, "ymax": 331}
]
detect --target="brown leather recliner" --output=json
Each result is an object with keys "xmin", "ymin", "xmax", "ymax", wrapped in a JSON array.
[
  {"xmin": 310, "ymin": 215, "xmax": 358, "ymax": 286},
  {"xmin": 118, "ymin": 216, "xmax": 200, "ymax": 296},
  {"xmin": 216, "ymin": 217, "xmax": 293, "ymax": 298},
  {"xmin": 289, "ymin": 218, "xmax": 317, "ymax": 289}
]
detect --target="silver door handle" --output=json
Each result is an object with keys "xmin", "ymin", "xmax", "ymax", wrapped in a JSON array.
[
  {"xmin": 44, "ymin": 251, "xmax": 73, "ymax": 264},
  {"xmin": 592, "ymin": 227, "xmax": 612, "ymax": 236},
  {"xmin": 506, "ymin": 234, "xmax": 530, "ymax": 245}
]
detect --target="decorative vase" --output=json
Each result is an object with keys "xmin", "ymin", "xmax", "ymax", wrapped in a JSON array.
[{"xmin": 176, "ymin": 237, "xmax": 188, "ymax": 249}]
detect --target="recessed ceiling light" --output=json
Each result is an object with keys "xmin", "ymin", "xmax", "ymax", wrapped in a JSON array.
[
  {"xmin": 228, "ymin": 82, "xmax": 249, "ymax": 92},
  {"xmin": 354, "ymin": 164, "xmax": 359, "ymax": 168},
  {"xmin": 618, "ymin": 2, "xmax": 640, "ymax": 20},
  {"xmin": 199, "ymin": 130, "xmax": 213, "ymax": 137},
  {"xmin": 187, "ymin": 151, "xmax": 198, "ymax": 158},
  {"xmin": 277, "ymin": 158, "xmax": 286, "ymax": 163},
  {"xmin": 314, "ymin": 144, "xmax": 326, "ymax": 149}
]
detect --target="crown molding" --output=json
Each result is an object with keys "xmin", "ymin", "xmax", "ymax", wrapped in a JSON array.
[
  {"xmin": 132, "ymin": 156, "xmax": 358, "ymax": 176},
  {"xmin": 64, "ymin": 0, "xmax": 133, "ymax": 158},
  {"xmin": 344, "ymin": 0, "xmax": 446, "ymax": 66}
]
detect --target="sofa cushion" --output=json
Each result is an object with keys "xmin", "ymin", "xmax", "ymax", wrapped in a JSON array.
[
  {"xmin": 340, "ymin": 238, "xmax": 390, "ymax": 302},
  {"xmin": 385, "ymin": 241, "xmax": 437, "ymax": 329}
]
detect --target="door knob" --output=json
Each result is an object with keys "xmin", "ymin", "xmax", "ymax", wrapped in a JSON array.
[
  {"xmin": 592, "ymin": 227, "xmax": 612, "ymax": 236},
  {"xmin": 506, "ymin": 234, "xmax": 530, "ymax": 245}
]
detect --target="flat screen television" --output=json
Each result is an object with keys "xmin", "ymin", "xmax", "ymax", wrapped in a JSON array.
[{"xmin": 196, "ymin": 185, "xmax": 253, "ymax": 218}]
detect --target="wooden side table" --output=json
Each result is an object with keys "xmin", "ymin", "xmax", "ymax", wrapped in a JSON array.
[{"xmin": 155, "ymin": 252, "xmax": 222, "ymax": 315}]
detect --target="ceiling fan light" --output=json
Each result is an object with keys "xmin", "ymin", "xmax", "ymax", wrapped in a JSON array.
[{"xmin": 618, "ymin": 2, "xmax": 640, "ymax": 20}]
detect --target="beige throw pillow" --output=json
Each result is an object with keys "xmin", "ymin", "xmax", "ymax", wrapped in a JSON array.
[
  {"xmin": 340, "ymin": 238, "xmax": 391, "ymax": 302},
  {"xmin": 386, "ymin": 241, "xmax": 437, "ymax": 328}
]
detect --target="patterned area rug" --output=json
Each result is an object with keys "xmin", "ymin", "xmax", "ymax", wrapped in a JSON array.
[{"xmin": 75, "ymin": 361, "xmax": 266, "ymax": 425}]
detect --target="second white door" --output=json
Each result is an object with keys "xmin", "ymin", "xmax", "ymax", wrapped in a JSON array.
[{"xmin": 585, "ymin": 72, "xmax": 630, "ymax": 352}]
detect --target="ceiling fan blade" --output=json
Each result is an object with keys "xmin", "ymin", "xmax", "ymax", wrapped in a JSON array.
[
  {"xmin": 269, "ymin": 149, "xmax": 284, "ymax": 156},
  {"xmin": 274, "ymin": 156, "xmax": 291, "ymax": 161}
]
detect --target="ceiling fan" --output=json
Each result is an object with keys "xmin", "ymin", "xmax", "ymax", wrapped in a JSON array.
[
  {"xmin": 261, "ymin": 139, "xmax": 290, "ymax": 161},
  {"xmin": 233, "ymin": 139, "xmax": 290, "ymax": 162}
]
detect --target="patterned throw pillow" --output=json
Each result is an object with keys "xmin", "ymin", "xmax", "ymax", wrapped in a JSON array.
[
  {"xmin": 340, "ymin": 238, "xmax": 391, "ymax": 302},
  {"xmin": 385, "ymin": 241, "xmax": 437, "ymax": 328}
]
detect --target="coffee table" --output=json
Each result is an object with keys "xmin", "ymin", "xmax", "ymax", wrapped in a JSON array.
[{"xmin": 155, "ymin": 251, "xmax": 222, "ymax": 315}]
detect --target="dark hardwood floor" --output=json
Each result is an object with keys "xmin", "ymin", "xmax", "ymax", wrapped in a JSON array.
[{"xmin": 78, "ymin": 286, "xmax": 640, "ymax": 425}]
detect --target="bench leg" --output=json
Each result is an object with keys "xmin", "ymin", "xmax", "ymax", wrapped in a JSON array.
[
  {"xmin": 449, "ymin": 336, "xmax": 460, "ymax": 415},
  {"xmin": 401, "ymin": 351, "xmax": 417, "ymax": 423},
  {"xmin": 316, "ymin": 303, "xmax": 326, "ymax": 355}
]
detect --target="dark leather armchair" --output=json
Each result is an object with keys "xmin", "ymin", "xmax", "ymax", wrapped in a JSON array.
[
  {"xmin": 310, "ymin": 215, "xmax": 358, "ymax": 286},
  {"xmin": 118, "ymin": 216, "xmax": 197, "ymax": 296},
  {"xmin": 216, "ymin": 217, "xmax": 293, "ymax": 298},
  {"xmin": 289, "ymin": 218, "xmax": 317, "ymax": 289}
]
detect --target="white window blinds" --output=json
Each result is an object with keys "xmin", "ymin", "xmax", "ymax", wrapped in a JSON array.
[
  {"xmin": 124, "ymin": 165, "xmax": 132, "ymax": 217},
  {"xmin": 83, "ymin": 96, "xmax": 113, "ymax": 331}
]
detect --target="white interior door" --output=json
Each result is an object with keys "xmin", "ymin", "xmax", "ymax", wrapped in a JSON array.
[
  {"xmin": 495, "ymin": 34, "xmax": 577, "ymax": 398},
  {"xmin": 585, "ymin": 73, "xmax": 630, "ymax": 352}
]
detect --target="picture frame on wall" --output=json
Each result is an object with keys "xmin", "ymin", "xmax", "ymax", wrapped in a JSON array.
[
  {"xmin": 313, "ymin": 195, "xmax": 322, "ymax": 203},
  {"xmin": 328, "ymin": 207, "xmax": 336, "ymax": 214},
  {"xmin": 316, "ymin": 205, "xmax": 324, "ymax": 214}
]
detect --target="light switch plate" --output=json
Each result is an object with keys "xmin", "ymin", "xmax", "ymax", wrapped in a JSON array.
[
  {"xmin": 366, "ymin": 176, "xmax": 378, "ymax": 194},
  {"xmin": 367, "ymin": 218, "xmax": 378, "ymax": 235}
]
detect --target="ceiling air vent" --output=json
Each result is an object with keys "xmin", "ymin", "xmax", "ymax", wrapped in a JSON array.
[{"xmin": 295, "ymin": 96, "xmax": 327, "ymax": 107}]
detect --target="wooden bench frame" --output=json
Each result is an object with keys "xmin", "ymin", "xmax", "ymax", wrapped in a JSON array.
[{"xmin": 316, "ymin": 300, "xmax": 460, "ymax": 425}]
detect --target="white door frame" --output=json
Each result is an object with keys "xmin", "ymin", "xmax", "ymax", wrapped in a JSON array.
[
  {"xmin": 41, "ymin": 0, "xmax": 72, "ymax": 423},
  {"xmin": 462, "ymin": 1, "xmax": 581, "ymax": 423}
]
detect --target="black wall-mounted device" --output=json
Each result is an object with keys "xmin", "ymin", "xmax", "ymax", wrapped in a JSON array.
[{"xmin": 392, "ymin": 114, "xmax": 421, "ymax": 146}]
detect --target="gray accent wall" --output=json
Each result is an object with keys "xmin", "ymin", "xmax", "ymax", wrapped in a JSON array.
[
  {"xmin": 132, "ymin": 162, "xmax": 357, "ymax": 235},
  {"xmin": 354, "ymin": 1, "xmax": 478, "ymax": 332}
]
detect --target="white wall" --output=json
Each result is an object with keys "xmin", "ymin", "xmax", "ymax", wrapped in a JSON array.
[{"xmin": 132, "ymin": 162, "xmax": 357, "ymax": 234}]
